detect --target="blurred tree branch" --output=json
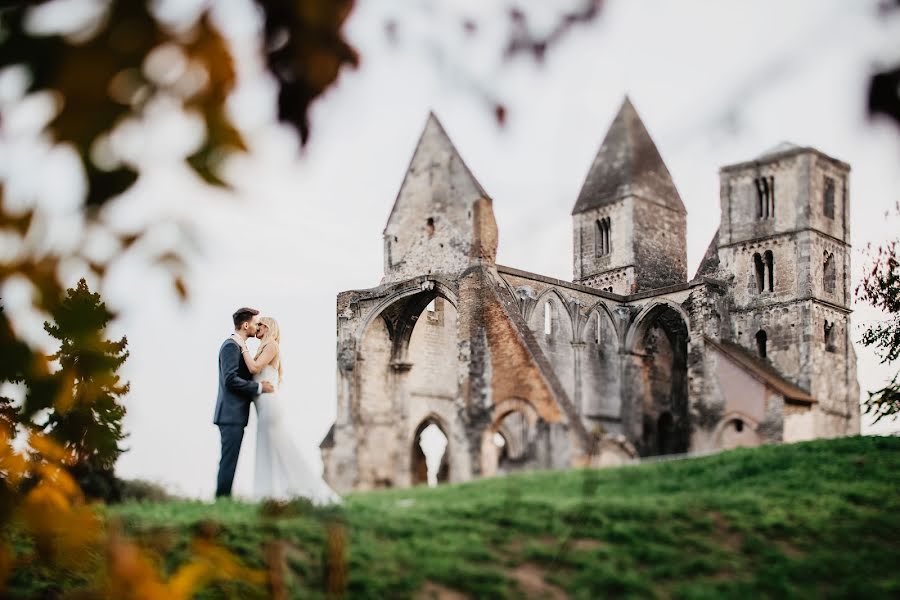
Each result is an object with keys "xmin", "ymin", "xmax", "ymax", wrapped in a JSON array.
[{"xmin": 857, "ymin": 232, "xmax": 900, "ymax": 423}]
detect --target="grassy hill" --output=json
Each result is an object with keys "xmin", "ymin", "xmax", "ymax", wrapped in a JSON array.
[{"xmin": 13, "ymin": 436, "xmax": 900, "ymax": 598}]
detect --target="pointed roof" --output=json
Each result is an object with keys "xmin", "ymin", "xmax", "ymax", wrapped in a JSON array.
[
  {"xmin": 693, "ymin": 229, "xmax": 720, "ymax": 280},
  {"xmin": 572, "ymin": 97, "xmax": 685, "ymax": 214},
  {"xmin": 384, "ymin": 112, "xmax": 489, "ymax": 233}
]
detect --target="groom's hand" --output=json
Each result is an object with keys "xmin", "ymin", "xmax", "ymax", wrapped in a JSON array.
[{"xmin": 261, "ymin": 381, "xmax": 274, "ymax": 393}]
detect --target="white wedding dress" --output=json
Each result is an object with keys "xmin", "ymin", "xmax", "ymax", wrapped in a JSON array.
[{"xmin": 253, "ymin": 365, "xmax": 341, "ymax": 504}]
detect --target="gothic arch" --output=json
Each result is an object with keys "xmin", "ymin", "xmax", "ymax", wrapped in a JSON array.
[
  {"xmin": 527, "ymin": 287, "xmax": 572, "ymax": 318},
  {"xmin": 624, "ymin": 299, "xmax": 691, "ymax": 353},
  {"xmin": 495, "ymin": 276, "xmax": 522, "ymax": 313},
  {"xmin": 527, "ymin": 287, "xmax": 577, "ymax": 341},
  {"xmin": 580, "ymin": 300, "xmax": 621, "ymax": 344},
  {"xmin": 579, "ymin": 303, "xmax": 622, "ymax": 418},
  {"xmin": 490, "ymin": 397, "xmax": 541, "ymax": 427},
  {"xmin": 355, "ymin": 279, "xmax": 459, "ymax": 363},
  {"xmin": 480, "ymin": 398, "xmax": 541, "ymax": 477},
  {"xmin": 410, "ymin": 414, "xmax": 451, "ymax": 485},
  {"xmin": 622, "ymin": 299, "xmax": 691, "ymax": 457}
]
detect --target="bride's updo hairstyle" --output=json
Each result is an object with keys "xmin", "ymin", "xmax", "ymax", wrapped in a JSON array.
[{"xmin": 257, "ymin": 316, "xmax": 283, "ymax": 382}]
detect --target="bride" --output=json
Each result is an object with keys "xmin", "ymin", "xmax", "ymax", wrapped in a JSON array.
[{"xmin": 232, "ymin": 317, "xmax": 340, "ymax": 504}]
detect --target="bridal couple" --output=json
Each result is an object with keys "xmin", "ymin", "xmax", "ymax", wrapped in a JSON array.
[{"xmin": 213, "ymin": 307, "xmax": 339, "ymax": 504}]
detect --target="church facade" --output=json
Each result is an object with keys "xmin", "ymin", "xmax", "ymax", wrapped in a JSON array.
[{"xmin": 320, "ymin": 99, "xmax": 860, "ymax": 492}]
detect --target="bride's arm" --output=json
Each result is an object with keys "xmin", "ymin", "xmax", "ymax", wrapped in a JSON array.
[{"xmin": 236, "ymin": 339, "xmax": 278, "ymax": 375}]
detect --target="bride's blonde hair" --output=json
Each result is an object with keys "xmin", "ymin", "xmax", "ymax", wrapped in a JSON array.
[{"xmin": 256, "ymin": 316, "xmax": 282, "ymax": 382}]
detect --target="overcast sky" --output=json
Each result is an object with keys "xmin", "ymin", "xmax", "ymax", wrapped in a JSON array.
[{"xmin": 3, "ymin": 0, "xmax": 900, "ymax": 498}]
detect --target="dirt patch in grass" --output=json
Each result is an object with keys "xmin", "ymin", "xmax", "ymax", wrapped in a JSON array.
[
  {"xmin": 775, "ymin": 539, "xmax": 804, "ymax": 559},
  {"xmin": 709, "ymin": 511, "xmax": 743, "ymax": 553},
  {"xmin": 508, "ymin": 563, "xmax": 568, "ymax": 599},
  {"xmin": 504, "ymin": 535, "xmax": 558, "ymax": 556},
  {"xmin": 568, "ymin": 538, "xmax": 602, "ymax": 552},
  {"xmin": 415, "ymin": 581, "xmax": 471, "ymax": 599}
]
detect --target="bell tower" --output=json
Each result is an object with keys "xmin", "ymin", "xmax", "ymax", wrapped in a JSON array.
[
  {"xmin": 717, "ymin": 143, "xmax": 859, "ymax": 436},
  {"xmin": 572, "ymin": 97, "xmax": 687, "ymax": 294}
]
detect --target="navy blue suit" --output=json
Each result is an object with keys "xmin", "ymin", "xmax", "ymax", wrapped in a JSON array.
[{"xmin": 214, "ymin": 338, "xmax": 258, "ymax": 497}]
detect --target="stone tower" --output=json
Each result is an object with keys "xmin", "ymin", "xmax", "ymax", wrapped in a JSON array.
[
  {"xmin": 382, "ymin": 112, "xmax": 492, "ymax": 284},
  {"xmin": 716, "ymin": 143, "xmax": 859, "ymax": 437},
  {"xmin": 572, "ymin": 97, "xmax": 687, "ymax": 294}
]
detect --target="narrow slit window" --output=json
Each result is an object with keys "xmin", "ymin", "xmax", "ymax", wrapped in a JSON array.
[
  {"xmin": 823, "ymin": 177, "xmax": 835, "ymax": 219},
  {"xmin": 764, "ymin": 250, "xmax": 774, "ymax": 292},
  {"xmin": 604, "ymin": 217, "xmax": 611, "ymax": 254},
  {"xmin": 544, "ymin": 302, "xmax": 552, "ymax": 335},
  {"xmin": 768, "ymin": 176, "xmax": 775, "ymax": 217}
]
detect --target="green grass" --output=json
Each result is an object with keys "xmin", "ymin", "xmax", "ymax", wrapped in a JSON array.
[{"xmin": 11, "ymin": 436, "xmax": 900, "ymax": 598}]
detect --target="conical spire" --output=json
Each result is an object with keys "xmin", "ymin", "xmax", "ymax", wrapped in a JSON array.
[
  {"xmin": 572, "ymin": 97, "xmax": 684, "ymax": 214},
  {"xmin": 385, "ymin": 113, "xmax": 488, "ymax": 233},
  {"xmin": 382, "ymin": 112, "xmax": 496, "ymax": 283}
]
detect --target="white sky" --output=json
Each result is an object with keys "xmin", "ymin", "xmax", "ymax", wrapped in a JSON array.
[{"xmin": 2, "ymin": 0, "xmax": 899, "ymax": 498}]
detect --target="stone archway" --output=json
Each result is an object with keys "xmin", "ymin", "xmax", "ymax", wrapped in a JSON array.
[
  {"xmin": 625, "ymin": 301, "xmax": 690, "ymax": 457},
  {"xmin": 480, "ymin": 398, "xmax": 540, "ymax": 477},
  {"xmin": 350, "ymin": 280, "xmax": 461, "ymax": 489},
  {"xmin": 714, "ymin": 412, "xmax": 763, "ymax": 450},
  {"xmin": 411, "ymin": 416, "xmax": 450, "ymax": 486}
]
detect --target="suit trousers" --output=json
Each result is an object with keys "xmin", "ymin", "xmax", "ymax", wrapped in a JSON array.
[{"xmin": 216, "ymin": 424, "xmax": 245, "ymax": 497}]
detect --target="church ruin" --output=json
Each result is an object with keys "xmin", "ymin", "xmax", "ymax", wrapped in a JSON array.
[{"xmin": 320, "ymin": 98, "xmax": 860, "ymax": 492}]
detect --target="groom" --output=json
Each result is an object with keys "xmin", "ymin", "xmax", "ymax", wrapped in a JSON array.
[{"xmin": 214, "ymin": 307, "xmax": 274, "ymax": 498}]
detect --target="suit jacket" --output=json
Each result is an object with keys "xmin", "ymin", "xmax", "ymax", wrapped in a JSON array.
[{"xmin": 214, "ymin": 338, "xmax": 258, "ymax": 426}]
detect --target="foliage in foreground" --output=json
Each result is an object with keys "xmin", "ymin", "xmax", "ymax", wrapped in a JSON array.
[
  {"xmin": 857, "ymin": 233, "xmax": 900, "ymax": 424},
  {"xmin": 10, "ymin": 435, "xmax": 898, "ymax": 599}
]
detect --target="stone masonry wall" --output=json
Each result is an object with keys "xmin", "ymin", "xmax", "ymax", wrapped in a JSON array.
[{"xmin": 632, "ymin": 197, "xmax": 687, "ymax": 291}]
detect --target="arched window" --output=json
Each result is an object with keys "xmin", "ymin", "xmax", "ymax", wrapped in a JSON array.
[
  {"xmin": 595, "ymin": 217, "xmax": 611, "ymax": 256},
  {"xmin": 544, "ymin": 301, "xmax": 552, "ymax": 335},
  {"xmin": 824, "ymin": 320, "xmax": 836, "ymax": 353},
  {"xmin": 753, "ymin": 253, "xmax": 765, "ymax": 293},
  {"xmin": 823, "ymin": 252, "xmax": 835, "ymax": 294},
  {"xmin": 764, "ymin": 250, "xmax": 774, "ymax": 292},
  {"xmin": 755, "ymin": 176, "xmax": 775, "ymax": 219},
  {"xmin": 756, "ymin": 330, "xmax": 768, "ymax": 359}
]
